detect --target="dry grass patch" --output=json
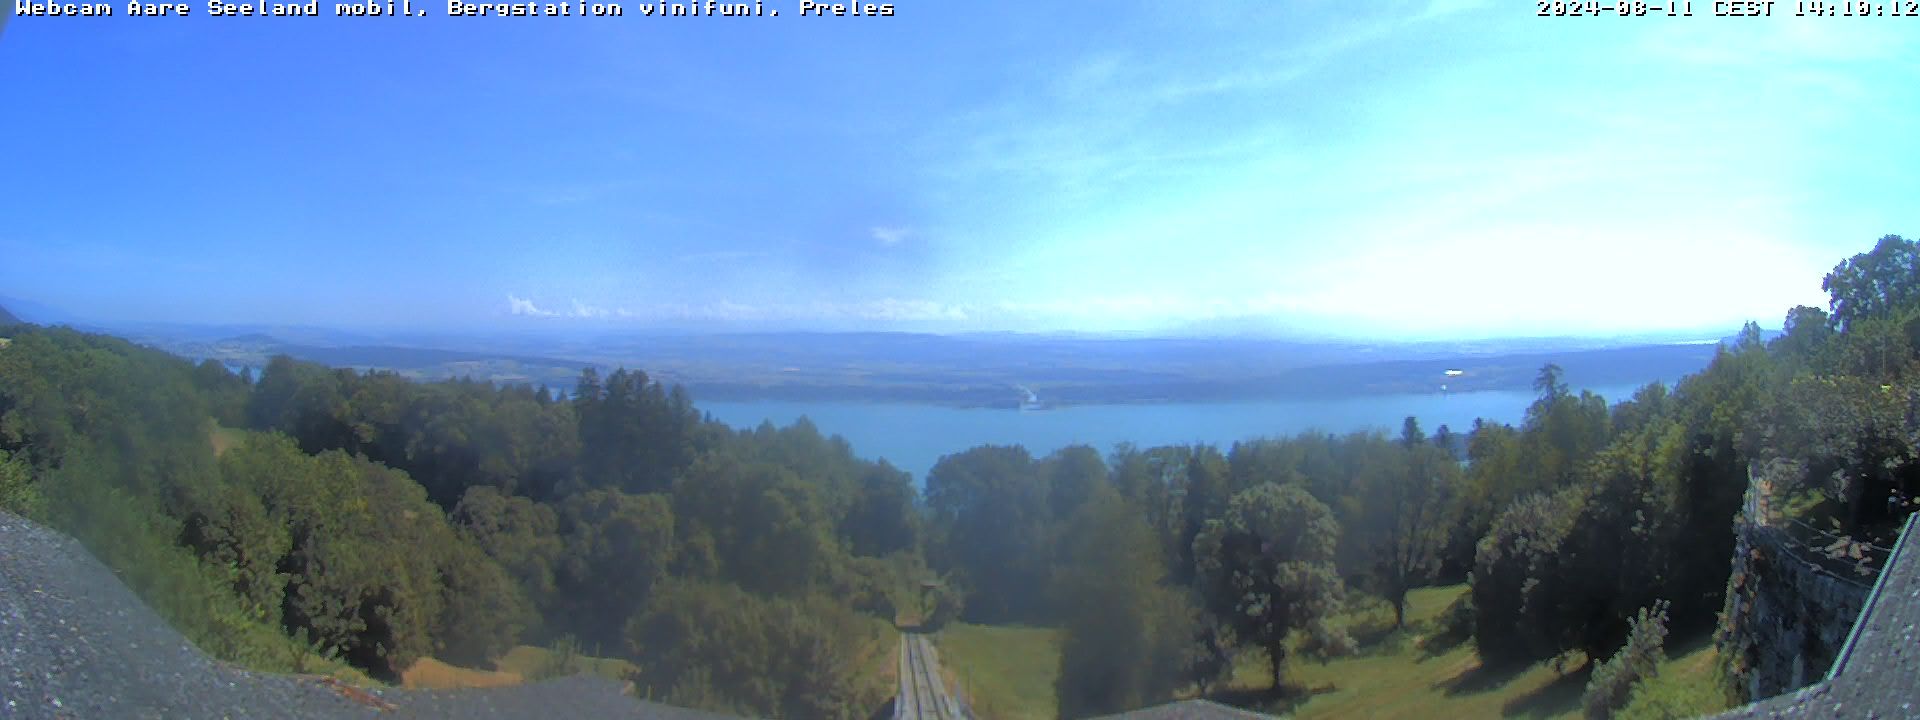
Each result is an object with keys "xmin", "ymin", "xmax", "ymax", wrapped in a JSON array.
[
  {"xmin": 493, "ymin": 644, "xmax": 637, "ymax": 683},
  {"xmin": 400, "ymin": 657, "xmax": 524, "ymax": 689}
]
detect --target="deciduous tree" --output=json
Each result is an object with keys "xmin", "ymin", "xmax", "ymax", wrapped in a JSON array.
[{"xmin": 1193, "ymin": 483, "xmax": 1344, "ymax": 690}]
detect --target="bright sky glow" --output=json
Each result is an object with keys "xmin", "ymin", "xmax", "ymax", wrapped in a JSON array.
[{"xmin": 1, "ymin": 1, "xmax": 1914, "ymax": 339}]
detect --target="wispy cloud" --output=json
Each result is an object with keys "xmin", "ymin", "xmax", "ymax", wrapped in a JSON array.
[
  {"xmin": 509, "ymin": 295, "xmax": 630, "ymax": 319},
  {"xmin": 506, "ymin": 295, "xmax": 556, "ymax": 317},
  {"xmin": 853, "ymin": 298, "xmax": 966, "ymax": 321},
  {"xmin": 510, "ymin": 296, "xmax": 970, "ymax": 324},
  {"xmin": 919, "ymin": 5, "xmax": 1449, "ymax": 218},
  {"xmin": 569, "ymin": 299, "xmax": 610, "ymax": 318},
  {"xmin": 870, "ymin": 226, "xmax": 910, "ymax": 246},
  {"xmin": 682, "ymin": 298, "xmax": 970, "ymax": 323}
]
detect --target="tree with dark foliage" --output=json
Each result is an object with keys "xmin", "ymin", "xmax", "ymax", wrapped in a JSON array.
[{"xmin": 1193, "ymin": 483, "xmax": 1344, "ymax": 690}]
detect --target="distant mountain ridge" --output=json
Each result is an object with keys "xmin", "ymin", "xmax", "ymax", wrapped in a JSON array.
[
  {"xmin": 0, "ymin": 296, "xmax": 75, "ymax": 326},
  {"xmin": 0, "ymin": 300, "xmax": 1743, "ymax": 405}
]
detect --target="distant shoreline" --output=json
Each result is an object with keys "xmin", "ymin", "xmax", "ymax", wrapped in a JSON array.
[
  {"xmin": 678, "ymin": 377, "xmax": 1677, "ymax": 410},
  {"xmin": 146, "ymin": 328, "xmax": 1722, "ymax": 410}
]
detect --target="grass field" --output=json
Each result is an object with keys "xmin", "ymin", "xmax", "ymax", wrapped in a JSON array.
[
  {"xmin": 1250, "ymin": 585, "xmax": 1589, "ymax": 720},
  {"xmin": 1613, "ymin": 635, "xmax": 1731, "ymax": 720},
  {"xmin": 933, "ymin": 623, "xmax": 1062, "ymax": 720},
  {"xmin": 937, "ymin": 584, "xmax": 1728, "ymax": 720},
  {"xmin": 1223, "ymin": 584, "xmax": 1728, "ymax": 720}
]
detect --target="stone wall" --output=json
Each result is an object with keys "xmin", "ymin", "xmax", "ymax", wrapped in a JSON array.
[{"xmin": 1718, "ymin": 513, "xmax": 1871, "ymax": 701}]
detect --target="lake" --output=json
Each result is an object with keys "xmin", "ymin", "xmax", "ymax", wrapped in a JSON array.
[{"xmin": 701, "ymin": 383, "xmax": 1657, "ymax": 482}]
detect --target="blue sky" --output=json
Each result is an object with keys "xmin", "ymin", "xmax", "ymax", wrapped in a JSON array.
[{"xmin": 1, "ymin": 1, "xmax": 1915, "ymax": 339}]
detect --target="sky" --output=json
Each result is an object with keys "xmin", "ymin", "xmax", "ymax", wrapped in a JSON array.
[{"xmin": 1, "ymin": 1, "xmax": 1915, "ymax": 340}]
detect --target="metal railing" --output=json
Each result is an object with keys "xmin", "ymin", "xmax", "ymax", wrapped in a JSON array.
[
  {"xmin": 1780, "ymin": 517, "xmax": 1893, "ymax": 577},
  {"xmin": 1744, "ymin": 469, "xmax": 1899, "ymax": 588},
  {"xmin": 1756, "ymin": 527, "xmax": 1878, "ymax": 591}
]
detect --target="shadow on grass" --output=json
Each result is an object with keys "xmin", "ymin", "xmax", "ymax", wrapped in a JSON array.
[
  {"xmin": 1350, "ymin": 618, "xmax": 1407, "ymax": 651},
  {"xmin": 1661, "ymin": 630, "xmax": 1715, "ymax": 662},
  {"xmin": 1499, "ymin": 664, "xmax": 1590, "ymax": 719},
  {"xmin": 1342, "ymin": 603, "xmax": 1448, "ymax": 661},
  {"xmin": 1207, "ymin": 681, "xmax": 1341, "ymax": 717},
  {"xmin": 1433, "ymin": 656, "xmax": 1532, "ymax": 697},
  {"xmin": 1417, "ymin": 627, "xmax": 1472, "ymax": 661}
]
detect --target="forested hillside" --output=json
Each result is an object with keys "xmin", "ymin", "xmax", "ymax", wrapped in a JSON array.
[
  {"xmin": 1, "ymin": 236, "xmax": 1917, "ymax": 720},
  {"xmin": 0, "ymin": 319, "xmax": 918, "ymax": 719}
]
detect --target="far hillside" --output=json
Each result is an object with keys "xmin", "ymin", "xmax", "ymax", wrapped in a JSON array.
[{"xmin": 118, "ymin": 324, "xmax": 1719, "ymax": 408}]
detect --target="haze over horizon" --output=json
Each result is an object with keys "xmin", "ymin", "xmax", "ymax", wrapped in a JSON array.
[{"xmin": 3, "ymin": 2, "xmax": 1914, "ymax": 340}]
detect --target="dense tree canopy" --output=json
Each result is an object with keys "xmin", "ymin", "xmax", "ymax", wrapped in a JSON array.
[
  {"xmin": 625, "ymin": 581, "xmax": 883, "ymax": 719},
  {"xmin": 924, "ymin": 444, "xmax": 1053, "ymax": 623},
  {"xmin": 1822, "ymin": 234, "xmax": 1920, "ymax": 332},
  {"xmin": 1052, "ymin": 482, "xmax": 1198, "ymax": 719}
]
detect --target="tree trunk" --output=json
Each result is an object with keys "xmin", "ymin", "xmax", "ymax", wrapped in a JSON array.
[
  {"xmin": 1393, "ymin": 593, "xmax": 1407, "ymax": 629},
  {"xmin": 1268, "ymin": 643, "xmax": 1286, "ymax": 692}
]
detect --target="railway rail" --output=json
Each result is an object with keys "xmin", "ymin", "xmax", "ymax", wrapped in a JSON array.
[{"xmin": 894, "ymin": 633, "xmax": 966, "ymax": 720}]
